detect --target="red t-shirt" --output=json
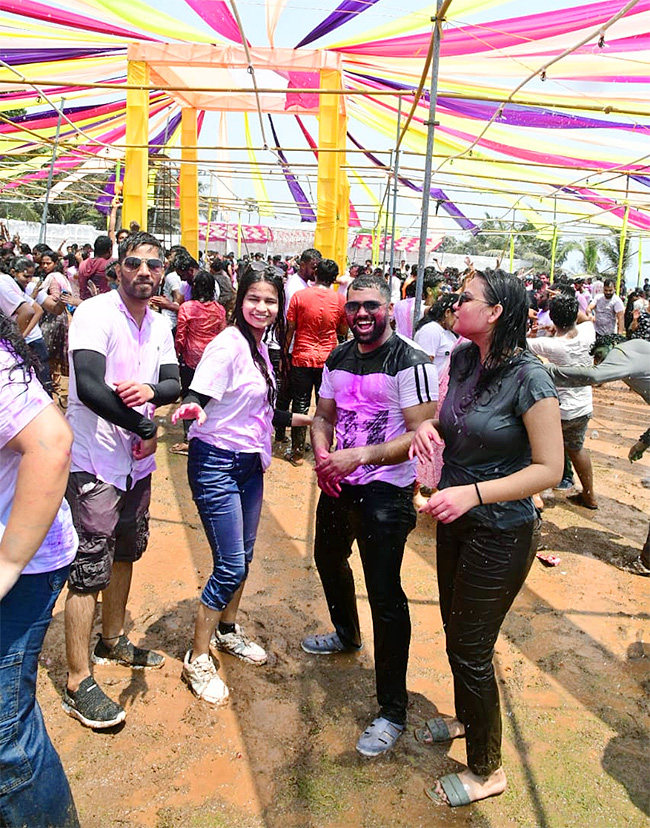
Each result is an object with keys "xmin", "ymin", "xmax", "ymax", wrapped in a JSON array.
[
  {"xmin": 287, "ymin": 286, "xmax": 346, "ymax": 368},
  {"xmin": 175, "ymin": 300, "xmax": 226, "ymax": 368}
]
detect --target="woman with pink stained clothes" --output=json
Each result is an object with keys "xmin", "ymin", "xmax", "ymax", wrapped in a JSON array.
[{"xmin": 172, "ymin": 265, "xmax": 310, "ymax": 706}]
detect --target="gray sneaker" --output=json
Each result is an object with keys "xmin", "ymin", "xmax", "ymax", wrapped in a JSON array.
[
  {"xmin": 356, "ymin": 717, "xmax": 405, "ymax": 757},
  {"xmin": 62, "ymin": 676, "xmax": 126, "ymax": 729},
  {"xmin": 301, "ymin": 630, "xmax": 362, "ymax": 655},
  {"xmin": 211, "ymin": 625, "xmax": 267, "ymax": 665},
  {"xmin": 92, "ymin": 634, "xmax": 164, "ymax": 669}
]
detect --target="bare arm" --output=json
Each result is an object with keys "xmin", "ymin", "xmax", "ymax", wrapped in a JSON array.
[
  {"xmin": 20, "ymin": 302, "xmax": 42, "ymax": 339},
  {"xmin": 13, "ymin": 302, "xmax": 35, "ymax": 335},
  {"xmin": 616, "ymin": 308, "xmax": 625, "ymax": 334},
  {"xmin": 0, "ymin": 405, "xmax": 72, "ymax": 599}
]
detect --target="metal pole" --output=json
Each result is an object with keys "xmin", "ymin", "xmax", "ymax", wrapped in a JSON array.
[
  {"xmin": 39, "ymin": 97, "xmax": 65, "ymax": 245},
  {"xmin": 388, "ymin": 95, "xmax": 403, "ymax": 285},
  {"xmin": 381, "ymin": 153, "xmax": 392, "ymax": 272},
  {"xmin": 413, "ymin": 2, "xmax": 444, "ymax": 331}
]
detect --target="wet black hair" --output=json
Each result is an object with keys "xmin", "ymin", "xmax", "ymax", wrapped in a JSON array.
[
  {"xmin": 118, "ymin": 231, "xmax": 163, "ymax": 263},
  {"xmin": 457, "ymin": 268, "xmax": 530, "ymax": 410},
  {"xmin": 191, "ymin": 270, "xmax": 216, "ymax": 302},
  {"xmin": 415, "ymin": 293, "xmax": 459, "ymax": 332},
  {"xmin": 0, "ymin": 311, "xmax": 34, "ymax": 388},
  {"xmin": 549, "ymin": 293, "xmax": 579, "ymax": 329},
  {"xmin": 348, "ymin": 272, "xmax": 391, "ymax": 303},
  {"xmin": 589, "ymin": 333, "xmax": 626, "ymax": 357},
  {"xmin": 233, "ymin": 265, "xmax": 288, "ymax": 407},
  {"xmin": 315, "ymin": 258, "xmax": 339, "ymax": 286}
]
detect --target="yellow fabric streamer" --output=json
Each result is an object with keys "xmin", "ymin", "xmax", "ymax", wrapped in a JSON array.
[
  {"xmin": 243, "ymin": 113, "xmax": 273, "ymax": 216},
  {"xmin": 330, "ymin": 0, "xmax": 506, "ymax": 50},
  {"xmin": 81, "ymin": 0, "xmax": 218, "ymax": 43}
]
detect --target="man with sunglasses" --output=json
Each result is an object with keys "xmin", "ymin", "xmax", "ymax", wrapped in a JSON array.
[
  {"xmin": 302, "ymin": 273, "xmax": 438, "ymax": 757},
  {"xmin": 62, "ymin": 232, "xmax": 180, "ymax": 729}
]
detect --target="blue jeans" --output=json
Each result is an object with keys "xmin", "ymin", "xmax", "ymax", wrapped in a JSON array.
[
  {"xmin": 0, "ymin": 567, "xmax": 79, "ymax": 828},
  {"xmin": 188, "ymin": 439, "xmax": 264, "ymax": 611}
]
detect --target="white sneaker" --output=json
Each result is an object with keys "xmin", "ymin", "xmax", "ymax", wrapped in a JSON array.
[
  {"xmin": 182, "ymin": 651, "xmax": 230, "ymax": 705},
  {"xmin": 211, "ymin": 624, "xmax": 268, "ymax": 665}
]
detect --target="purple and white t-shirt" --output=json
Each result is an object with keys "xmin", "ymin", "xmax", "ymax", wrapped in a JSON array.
[
  {"xmin": 189, "ymin": 326, "xmax": 275, "ymax": 470},
  {"xmin": 319, "ymin": 333, "xmax": 438, "ymax": 487},
  {"xmin": 0, "ymin": 343, "xmax": 77, "ymax": 574}
]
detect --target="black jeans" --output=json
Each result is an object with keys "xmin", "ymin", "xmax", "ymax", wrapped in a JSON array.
[
  {"xmin": 27, "ymin": 337, "xmax": 53, "ymax": 398},
  {"xmin": 314, "ymin": 482, "xmax": 417, "ymax": 725},
  {"xmin": 290, "ymin": 365, "xmax": 323, "ymax": 454},
  {"xmin": 179, "ymin": 363, "xmax": 195, "ymax": 437},
  {"xmin": 436, "ymin": 515, "xmax": 536, "ymax": 776},
  {"xmin": 270, "ymin": 349, "xmax": 291, "ymax": 441}
]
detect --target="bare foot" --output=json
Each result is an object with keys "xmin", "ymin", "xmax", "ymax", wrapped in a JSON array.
[
  {"xmin": 416, "ymin": 715, "xmax": 465, "ymax": 744},
  {"xmin": 429, "ymin": 767, "xmax": 507, "ymax": 807}
]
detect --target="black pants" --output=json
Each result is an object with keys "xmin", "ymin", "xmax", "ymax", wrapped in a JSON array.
[
  {"xmin": 436, "ymin": 515, "xmax": 536, "ymax": 776},
  {"xmin": 27, "ymin": 337, "xmax": 53, "ymax": 397},
  {"xmin": 314, "ymin": 482, "xmax": 416, "ymax": 725},
  {"xmin": 290, "ymin": 365, "xmax": 322, "ymax": 453},
  {"xmin": 270, "ymin": 349, "xmax": 291, "ymax": 441},
  {"xmin": 179, "ymin": 363, "xmax": 195, "ymax": 437}
]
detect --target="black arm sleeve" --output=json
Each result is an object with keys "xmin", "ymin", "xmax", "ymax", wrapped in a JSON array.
[
  {"xmin": 147, "ymin": 363, "xmax": 181, "ymax": 406},
  {"xmin": 72, "ymin": 349, "xmax": 157, "ymax": 440},
  {"xmin": 272, "ymin": 408, "xmax": 292, "ymax": 429},
  {"xmin": 182, "ymin": 389, "xmax": 211, "ymax": 409}
]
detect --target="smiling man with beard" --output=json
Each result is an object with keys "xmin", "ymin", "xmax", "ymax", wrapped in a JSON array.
[
  {"xmin": 62, "ymin": 232, "xmax": 180, "ymax": 729},
  {"xmin": 302, "ymin": 273, "xmax": 438, "ymax": 757}
]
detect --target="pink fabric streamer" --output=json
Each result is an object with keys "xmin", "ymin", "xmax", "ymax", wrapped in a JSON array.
[
  {"xmin": 0, "ymin": 0, "xmax": 157, "ymax": 41},
  {"xmin": 183, "ymin": 0, "xmax": 248, "ymax": 45},
  {"xmin": 564, "ymin": 186, "xmax": 650, "ymax": 230},
  {"xmin": 336, "ymin": 0, "xmax": 650, "ymax": 58}
]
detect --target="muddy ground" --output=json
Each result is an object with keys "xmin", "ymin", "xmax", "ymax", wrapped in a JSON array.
[{"xmin": 37, "ymin": 381, "xmax": 649, "ymax": 828}]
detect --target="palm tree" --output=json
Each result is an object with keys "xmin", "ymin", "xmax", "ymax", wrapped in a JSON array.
[
  {"xmin": 556, "ymin": 237, "xmax": 601, "ymax": 274},
  {"xmin": 599, "ymin": 229, "xmax": 631, "ymax": 277}
]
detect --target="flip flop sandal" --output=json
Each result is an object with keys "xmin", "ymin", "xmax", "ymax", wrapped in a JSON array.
[
  {"xmin": 623, "ymin": 556, "xmax": 650, "ymax": 577},
  {"xmin": 425, "ymin": 774, "xmax": 471, "ymax": 808},
  {"xmin": 415, "ymin": 717, "xmax": 463, "ymax": 744}
]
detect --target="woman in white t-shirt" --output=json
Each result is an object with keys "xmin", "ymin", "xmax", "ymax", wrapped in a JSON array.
[
  {"xmin": 413, "ymin": 293, "xmax": 458, "ymax": 372},
  {"xmin": 172, "ymin": 266, "xmax": 310, "ymax": 705},
  {"xmin": 0, "ymin": 312, "xmax": 79, "ymax": 826}
]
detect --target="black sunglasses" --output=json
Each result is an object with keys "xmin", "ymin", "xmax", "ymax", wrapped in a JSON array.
[
  {"xmin": 344, "ymin": 300, "xmax": 386, "ymax": 315},
  {"xmin": 122, "ymin": 256, "xmax": 164, "ymax": 272},
  {"xmin": 456, "ymin": 291, "xmax": 493, "ymax": 307}
]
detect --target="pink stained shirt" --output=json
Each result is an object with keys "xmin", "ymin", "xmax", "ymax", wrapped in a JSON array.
[
  {"xmin": 67, "ymin": 290, "xmax": 177, "ymax": 490},
  {"xmin": 175, "ymin": 300, "xmax": 226, "ymax": 369},
  {"xmin": 188, "ymin": 326, "xmax": 275, "ymax": 470},
  {"xmin": 0, "ymin": 343, "xmax": 78, "ymax": 574}
]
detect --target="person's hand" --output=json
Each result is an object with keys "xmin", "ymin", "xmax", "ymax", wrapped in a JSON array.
[
  {"xmin": 133, "ymin": 435, "xmax": 157, "ymax": 460},
  {"xmin": 314, "ymin": 447, "xmax": 363, "ymax": 497},
  {"xmin": 628, "ymin": 440, "xmax": 648, "ymax": 462},
  {"xmin": 171, "ymin": 403, "xmax": 206, "ymax": 426},
  {"xmin": 409, "ymin": 419, "xmax": 443, "ymax": 461},
  {"xmin": 114, "ymin": 381, "xmax": 154, "ymax": 408},
  {"xmin": 419, "ymin": 485, "xmax": 478, "ymax": 522}
]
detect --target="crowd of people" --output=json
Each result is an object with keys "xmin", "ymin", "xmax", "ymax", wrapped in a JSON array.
[{"xmin": 1, "ymin": 225, "xmax": 649, "ymax": 825}]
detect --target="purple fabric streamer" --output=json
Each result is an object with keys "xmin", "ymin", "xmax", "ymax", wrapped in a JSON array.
[
  {"xmin": 95, "ymin": 111, "xmax": 182, "ymax": 216},
  {"xmin": 630, "ymin": 174, "xmax": 650, "ymax": 189},
  {"xmin": 295, "ymin": 0, "xmax": 381, "ymax": 49},
  {"xmin": 347, "ymin": 132, "xmax": 478, "ymax": 234},
  {"xmin": 0, "ymin": 48, "xmax": 121, "ymax": 66},
  {"xmin": 268, "ymin": 115, "xmax": 316, "ymax": 223},
  {"xmin": 346, "ymin": 70, "xmax": 646, "ymax": 132}
]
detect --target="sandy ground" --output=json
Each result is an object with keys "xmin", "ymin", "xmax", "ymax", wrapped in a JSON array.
[{"xmin": 36, "ymin": 381, "xmax": 649, "ymax": 828}]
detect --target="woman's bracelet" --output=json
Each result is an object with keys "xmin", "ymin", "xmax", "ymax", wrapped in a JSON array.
[{"xmin": 474, "ymin": 481, "xmax": 483, "ymax": 506}]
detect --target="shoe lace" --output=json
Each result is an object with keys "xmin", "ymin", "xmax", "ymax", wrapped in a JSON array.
[{"xmin": 192, "ymin": 657, "xmax": 217, "ymax": 680}]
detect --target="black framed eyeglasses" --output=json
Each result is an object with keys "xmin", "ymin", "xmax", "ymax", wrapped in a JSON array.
[
  {"xmin": 122, "ymin": 256, "xmax": 164, "ymax": 272},
  {"xmin": 344, "ymin": 300, "xmax": 386, "ymax": 315}
]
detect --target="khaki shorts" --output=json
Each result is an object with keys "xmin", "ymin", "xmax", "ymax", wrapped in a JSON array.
[{"xmin": 65, "ymin": 472, "xmax": 151, "ymax": 593}]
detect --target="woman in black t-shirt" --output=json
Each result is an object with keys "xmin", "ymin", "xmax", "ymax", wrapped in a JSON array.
[{"xmin": 410, "ymin": 269, "xmax": 563, "ymax": 808}]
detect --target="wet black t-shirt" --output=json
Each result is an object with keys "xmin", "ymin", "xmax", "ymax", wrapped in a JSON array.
[{"xmin": 438, "ymin": 342, "xmax": 558, "ymax": 528}]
